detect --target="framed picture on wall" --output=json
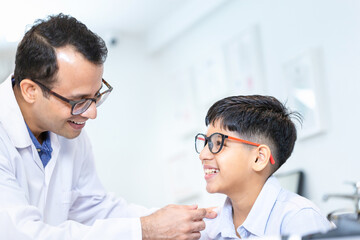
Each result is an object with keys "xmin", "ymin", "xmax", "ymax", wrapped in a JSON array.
[
  {"xmin": 192, "ymin": 47, "xmax": 228, "ymax": 108},
  {"xmin": 223, "ymin": 25, "xmax": 266, "ymax": 95},
  {"xmin": 283, "ymin": 48, "xmax": 327, "ymax": 139},
  {"xmin": 169, "ymin": 68, "xmax": 198, "ymax": 134}
]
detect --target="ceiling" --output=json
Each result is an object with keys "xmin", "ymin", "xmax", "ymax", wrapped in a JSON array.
[{"xmin": 0, "ymin": 0, "xmax": 192, "ymax": 46}]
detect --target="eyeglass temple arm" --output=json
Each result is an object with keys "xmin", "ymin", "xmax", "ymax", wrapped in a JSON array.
[
  {"xmin": 102, "ymin": 78, "xmax": 113, "ymax": 91},
  {"xmin": 227, "ymin": 136, "xmax": 276, "ymax": 165}
]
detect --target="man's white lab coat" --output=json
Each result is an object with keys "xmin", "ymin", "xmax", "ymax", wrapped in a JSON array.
[{"xmin": 0, "ymin": 75, "xmax": 152, "ymax": 239}]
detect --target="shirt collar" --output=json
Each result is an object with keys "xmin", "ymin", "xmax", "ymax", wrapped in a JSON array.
[
  {"xmin": 205, "ymin": 176, "xmax": 282, "ymax": 239},
  {"xmin": 241, "ymin": 176, "xmax": 282, "ymax": 237},
  {"xmin": 24, "ymin": 112, "xmax": 53, "ymax": 168},
  {"xmin": 206, "ymin": 198, "xmax": 239, "ymax": 239},
  {"xmin": 25, "ymin": 123, "xmax": 52, "ymax": 152}
]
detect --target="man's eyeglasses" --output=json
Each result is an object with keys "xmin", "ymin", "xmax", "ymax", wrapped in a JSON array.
[
  {"xmin": 195, "ymin": 132, "xmax": 275, "ymax": 165},
  {"xmin": 32, "ymin": 78, "xmax": 113, "ymax": 115}
]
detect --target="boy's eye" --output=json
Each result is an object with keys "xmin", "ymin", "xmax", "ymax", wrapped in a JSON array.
[{"xmin": 215, "ymin": 140, "xmax": 222, "ymax": 147}]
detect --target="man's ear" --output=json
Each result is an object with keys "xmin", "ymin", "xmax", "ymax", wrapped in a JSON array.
[
  {"xmin": 252, "ymin": 145, "xmax": 272, "ymax": 172},
  {"xmin": 19, "ymin": 79, "xmax": 40, "ymax": 103}
]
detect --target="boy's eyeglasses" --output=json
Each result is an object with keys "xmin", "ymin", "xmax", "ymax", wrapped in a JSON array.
[
  {"xmin": 195, "ymin": 132, "xmax": 275, "ymax": 165},
  {"xmin": 31, "ymin": 78, "xmax": 113, "ymax": 115}
]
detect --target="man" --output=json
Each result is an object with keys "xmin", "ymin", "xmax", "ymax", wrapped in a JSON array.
[{"xmin": 0, "ymin": 13, "xmax": 215, "ymax": 239}]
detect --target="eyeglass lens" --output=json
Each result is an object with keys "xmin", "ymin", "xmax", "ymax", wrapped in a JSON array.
[
  {"xmin": 95, "ymin": 91, "xmax": 110, "ymax": 107},
  {"xmin": 73, "ymin": 100, "xmax": 94, "ymax": 115},
  {"xmin": 72, "ymin": 91, "xmax": 111, "ymax": 115},
  {"xmin": 195, "ymin": 133, "xmax": 224, "ymax": 154}
]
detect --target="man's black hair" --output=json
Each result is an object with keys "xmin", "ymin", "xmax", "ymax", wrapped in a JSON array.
[{"xmin": 14, "ymin": 13, "xmax": 107, "ymax": 88}]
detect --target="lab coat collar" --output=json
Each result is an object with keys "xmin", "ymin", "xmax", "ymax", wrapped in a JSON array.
[
  {"xmin": 0, "ymin": 74, "xmax": 61, "ymax": 174},
  {"xmin": 0, "ymin": 74, "xmax": 33, "ymax": 149}
]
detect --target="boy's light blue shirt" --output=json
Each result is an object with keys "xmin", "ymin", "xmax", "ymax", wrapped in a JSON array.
[{"xmin": 201, "ymin": 176, "xmax": 332, "ymax": 239}]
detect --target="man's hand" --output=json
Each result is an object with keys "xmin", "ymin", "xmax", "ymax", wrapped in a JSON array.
[{"xmin": 140, "ymin": 204, "xmax": 217, "ymax": 240}]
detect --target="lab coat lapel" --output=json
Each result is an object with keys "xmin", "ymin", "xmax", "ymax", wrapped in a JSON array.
[{"xmin": 44, "ymin": 132, "xmax": 60, "ymax": 186}]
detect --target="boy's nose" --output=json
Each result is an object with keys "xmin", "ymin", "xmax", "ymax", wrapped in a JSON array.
[{"xmin": 199, "ymin": 144, "xmax": 213, "ymax": 162}]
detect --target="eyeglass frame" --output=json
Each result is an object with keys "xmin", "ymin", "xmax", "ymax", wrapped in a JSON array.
[
  {"xmin": 31, "ymin": 78, "xmax": 113, "ymax": 115},
  {"xmin": 195, "ymin": 132, "xmax": 275, "ymax": 165}
]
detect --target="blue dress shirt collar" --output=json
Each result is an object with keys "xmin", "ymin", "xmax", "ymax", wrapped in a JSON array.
[{"xmin": 25, "ymin": 123, "xmax": 53, "ymax": 167}]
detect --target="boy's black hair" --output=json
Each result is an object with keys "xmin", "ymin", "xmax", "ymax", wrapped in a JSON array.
[
  {"xmin": 205, "ymin": 95, "xmax": 302, "ymax": 172},
  {"xmin": 14, "ymin": 13, "xmax": 107, "ymax": 89}
]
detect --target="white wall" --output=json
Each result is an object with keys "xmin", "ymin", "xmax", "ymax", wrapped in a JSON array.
[
  {"xmin": 0, "ymin": 48, "xmax": 16, "ymax": 82},
  {"xmin": 86, "ymin": 0, "xmax": 360, "ymax": 214},
  {"xmin": 1, "ymin": 0, "xmax": 359, "ymax": 215},
  {"xmin": 86, "ymin": 35, "xmax": 171, "ymax": 207}
]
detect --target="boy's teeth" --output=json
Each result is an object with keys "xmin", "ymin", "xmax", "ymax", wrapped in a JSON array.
[{"xmin": 204, "ymin": 169, "xmax": 219, "ymax": 174}]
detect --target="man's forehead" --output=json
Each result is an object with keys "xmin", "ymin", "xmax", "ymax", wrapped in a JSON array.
[
  {"xmin": 52, "ymin": 45, "xmax": 103, "ymax": 93},
  {"xmin": 55, "ymin": 46, "xmax": 84, "ymax": 64},
  {"xmin": 56, "ymin": 50, "xmax": 75, "ymax": 64}
]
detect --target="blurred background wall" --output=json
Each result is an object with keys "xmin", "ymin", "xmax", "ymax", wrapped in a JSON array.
[{"xmin": 1, "ymin": 0, "xmax": 360, "ymax": 215}]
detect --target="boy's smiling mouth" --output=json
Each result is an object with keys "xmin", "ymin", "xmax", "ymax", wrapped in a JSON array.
[{"xmin": 203, "ymin": 166, "xmax": 220, "ymax": 180}]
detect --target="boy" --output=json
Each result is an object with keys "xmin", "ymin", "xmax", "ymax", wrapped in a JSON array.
[{"xmin": 195, "ymin": 95, "xmax": 332, "ymax": 239}]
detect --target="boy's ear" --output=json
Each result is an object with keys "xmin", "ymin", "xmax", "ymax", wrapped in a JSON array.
[
  {"xmin": 252, "ymin": 145, "xmax": 272, "ymax": 172},
  {"xmin": 19, "ymin": 79, "xmax": 39, "ymax": 103}
]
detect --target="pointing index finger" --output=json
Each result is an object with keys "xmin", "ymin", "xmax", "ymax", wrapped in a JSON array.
[{"xmin": 192, "ymin": 208, "xmax": 207, "ymax": 221}]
